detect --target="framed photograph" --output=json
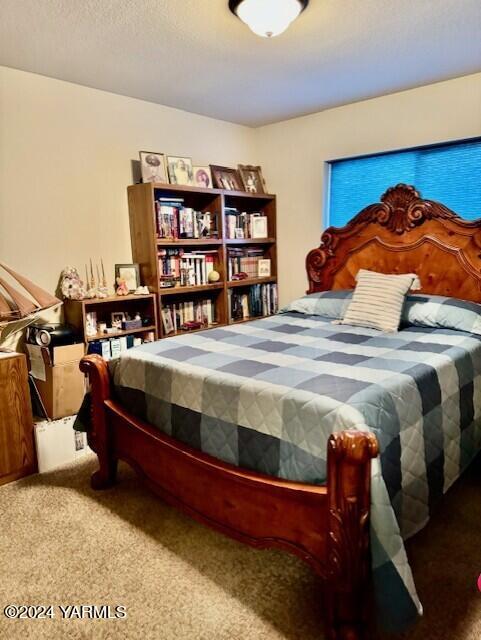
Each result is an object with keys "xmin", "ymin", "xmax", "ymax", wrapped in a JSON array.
[
  {"xmin": 139, "ymin": 151, "xmax": 167, "ymax": 184},
  {"xmin": 238, "ymin": 165, "xmax": 267, "ymax": 194},
  {"xmin": 167, "ymin": 156, "xmax": 194, "ymax": 186},
  {"xmin": 115, "ymin": 263, "xmax": 140, "ymax": 292},
  {"xmin": 257, "ymin": 259, "xmax": 271, "ymax": 278},
  {"xmin": 161, "ymin": 308, "xmax": 175, "ymax": 335},
  {"xmin": 111, "ymin": 312, "xmax": 126, "ymax": 329},
  {"xmin": 234, "ymin": 228, "xmax": 245, "ymax": 239},
  {"xmin": 210, "ymin": 165, "xmax": 244, "ymax": 191},
  {"xmin": 192, "ymin": 166, "xmax": 213, "ymax": 189},
  {"xmin": 251, "ymin": 216, "xmax": 268, "ymax": 238}
]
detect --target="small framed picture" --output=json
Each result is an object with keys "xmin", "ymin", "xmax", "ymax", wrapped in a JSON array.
[
  {"xmin": 139, "ymin": 151, "xmax": 168, "ymax": 184},
  {"xmin": 210, "ymin": 165, "xmax": 244, "ymax": 191},
  {"xmin": 238, "ymin": 165, "xmax": 267, "ymax": 194},
  {"xmin": 258, "ymin": 259, "xmax": 271, "ymax": 278},
  {"xmin": 115, "ymin": 263, "xmax": 140, "ymax": 292},
  {"xmin": 161, "ymin": 308, "xmax": 175, "ymax": 335},
  {"xmin": 167, "ymin": 156, "xmax": 194, "ymax": 186},
  {"xmin": 111, "ymin": 312, "xmax": 126, "ymax": 329},
  {"xmin": 251, "ymin": 216, "xmax": 268, "ymax": 238},
  {"xmin": 234, "ymin": 228, "xmax": 245, "ymax": 239},
  {"xmin": 192, "ymin": 166, "xmax": 213, "ymax": 189}
]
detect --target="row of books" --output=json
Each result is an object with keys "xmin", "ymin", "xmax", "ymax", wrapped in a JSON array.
[
  {"xmin": 161, "ymin": 299, "xmax": 216, "ymax": 335},
  {"xmin": 156, "ymin": 198, "xmax": 217, "ymax": 239},
  {"xmin": 229, "ymin": 284, "xmax": 278, "ymax": 321},
  {"xmin": 87, "ymin": 333, "xmax": 155, "ymax": 360},
  {"xmin": 227, "ymin": 247, "xmax": 266, "ymax": 279},
  {"xmin": 225, "ymin": 208, "xmax": 268, "ymax": 239},
  {"xmin": 158, "ymin": 249, "xmax": 217, "ymax": 285}
]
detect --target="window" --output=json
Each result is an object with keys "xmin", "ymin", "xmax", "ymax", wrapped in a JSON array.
[{"xmin": 327, "ymin": 138, "xmax": 481, "ymax": 228}]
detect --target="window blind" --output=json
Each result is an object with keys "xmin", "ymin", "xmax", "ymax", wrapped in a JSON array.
[{"xmin": 328, "ymin": 138, "xmax": 481, "ymax": 228}]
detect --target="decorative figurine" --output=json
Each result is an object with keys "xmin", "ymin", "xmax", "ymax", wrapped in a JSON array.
[
  {"xmin": 116, "ymin": 276, "xmax": 129, "ymax": 296},
  {"xmin": 85, "ymin": 261, "xmax": 97, "ymax": 298},
  {"xmin": 59, "ymin": 266, "xmax": 86, "ymax": 300}
]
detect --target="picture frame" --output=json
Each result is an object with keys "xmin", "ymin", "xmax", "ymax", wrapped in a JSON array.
[
  {"xmin": 234, "ymin": 228, "xmax": 245, "ymax": 239},
  {"xmin": 192, "ymin": 166, "xmax": 213, "ymax": 189},
  {"xmin": 251, "ymin": 216, "xmax": 268, "ymax": 238},
  {"xmin": 238, "ymin": 165, "xmax": 267, "ymax": 194},
  {"xmin": 161, "ymin": 308, "xmax": 175, "ymax": 335},
  {"xmin": 257, "ymin": 259, "xmax": 271, "ymax": 278},
  {"xmin": 167, "ymin": 156, "xmax": 194, "ymax": 186},
  {"xmin": 210, "ymin": 165, "xmax": 244, "ymax": 191},
  {"xmin": 139, "ymin": 151, "xmax": 168, "ymax": 184},
  {"xmin": 115, "ymin": 263, "xmax": 140, "ymax": 292},
  {"xmin": 111, "ymin": 311, "xmax": 126, "ymax": 330}
]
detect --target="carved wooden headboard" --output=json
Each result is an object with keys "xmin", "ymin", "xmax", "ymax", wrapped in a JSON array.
[{"xmin": 306, "ymin": 184, "xmax": 481, "ymax": 303}]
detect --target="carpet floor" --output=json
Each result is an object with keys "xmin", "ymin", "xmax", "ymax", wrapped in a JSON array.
[{"xmin": 0, "ymin": 453, "xmax": 480, "ymax": 640}]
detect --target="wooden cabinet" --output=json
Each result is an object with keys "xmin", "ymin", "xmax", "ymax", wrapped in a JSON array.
[{"xmin": 0, "ymin": 352, "xmax": 36, "ymax": 485}]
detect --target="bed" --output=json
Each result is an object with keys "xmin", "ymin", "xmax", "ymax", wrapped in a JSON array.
[{"xmin": 80, "ymin": 184, "xmax": 481, "ymax": 639}]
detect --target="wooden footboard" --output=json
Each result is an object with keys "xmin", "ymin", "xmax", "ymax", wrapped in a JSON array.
[{"xmin": 80, "ymin": 354, "xmax": 378, "ymax": 640}]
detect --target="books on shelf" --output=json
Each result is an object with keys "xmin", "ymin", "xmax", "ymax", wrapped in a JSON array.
[
  {"xmin": 158, "ymin": 249, "xmax": 217, "ymax": 286},
  {"xmin": 229, "ymin": 284, "xmax": 278, "ymax": 321},
  {"xmin": 156, "ymin": 197, "xmax": 217, "ymax": 239},
  {"xmin": 161, "ymin": 299, "xmax": 216, "ymax": 335},
  {"xmin": 225, "ymin": 208, "xmax": 268, "ymax": 239},
  {"xmin": 227, "ymin": 246, "xmax": 266, "ymax": 280},
  {"xmin": 87, "ymin": 333, "xmax": 155, "ymax": 360}
]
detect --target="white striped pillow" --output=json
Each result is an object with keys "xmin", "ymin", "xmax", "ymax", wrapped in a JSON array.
[{"xmin": 340, "ymin": 270, "xmax": 421, "ymax": 332}]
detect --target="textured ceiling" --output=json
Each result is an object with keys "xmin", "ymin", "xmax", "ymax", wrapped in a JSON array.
[{"xmin": 1, "ymin": 0, "xmax": 481, "ymax": 127}]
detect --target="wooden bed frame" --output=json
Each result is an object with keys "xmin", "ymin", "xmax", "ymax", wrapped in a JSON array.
[{"xmin": 81, "ymin": 184, "xmax": 481, "ymax": 640}]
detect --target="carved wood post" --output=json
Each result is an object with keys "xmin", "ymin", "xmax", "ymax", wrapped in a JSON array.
[
  {"xmin": 325, "ymin": 430, "xmax": 379, "ymax": 640},
  {"xmin": 79, "ymin": 354, "xmax": 117, "ymax": 490}
]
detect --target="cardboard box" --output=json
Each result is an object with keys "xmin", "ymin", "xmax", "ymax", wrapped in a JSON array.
[
  {"xmin": 34, "ymin": 416, "xmax": 92, "ymax": 473},
  {"xmin": 28, "ymin": 343, "xmax": 85, "ymax": 420}
]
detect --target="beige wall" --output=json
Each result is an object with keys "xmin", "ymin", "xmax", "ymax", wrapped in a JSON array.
[
  {"xmin": 256, "ymin": 72, "xmax": 481, "ymax": 304},
  {"xmin": 2, "ymin": 66, "xmax": 481, "ymax": 313},
  {"xmin": 0, "ymin": 66, "xmax": 256, "ymax": 303}
]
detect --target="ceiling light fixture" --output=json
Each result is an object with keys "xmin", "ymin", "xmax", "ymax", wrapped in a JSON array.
[{"xmin": 229, "ymin": 0, "xmax": 309, "ymax": 38}]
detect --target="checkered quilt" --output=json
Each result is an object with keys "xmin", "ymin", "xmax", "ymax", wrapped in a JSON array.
[{"xmin": 104, "ymin": 311, "xmax": 481, "ymax": 632}]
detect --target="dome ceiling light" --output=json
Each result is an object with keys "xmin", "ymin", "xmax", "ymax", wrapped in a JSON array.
[{"xmin": 229, "ymin": 0, "xmax": 309, "ymax": 38}]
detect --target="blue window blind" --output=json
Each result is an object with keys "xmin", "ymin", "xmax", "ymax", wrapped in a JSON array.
[{"xmin": 328, "ymin": 138, "xmax": 481, "ymax": 227}]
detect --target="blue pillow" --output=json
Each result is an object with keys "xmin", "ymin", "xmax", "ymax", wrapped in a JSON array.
[
  {"xmin": 280, "ymin": 290, "xmax": 352, "ymax": 319},
  {"xmin": 403, "ymin": 294, "xmax": 481, "ymax": 335}
]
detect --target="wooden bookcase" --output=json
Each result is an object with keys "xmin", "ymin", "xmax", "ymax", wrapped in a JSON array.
[
  {"xmin": 127, "ymin": 182, "xmax": 278, "ymax": 338},
  {"xmin": 65, "ymin": 294, "xmax": 158, "ymax": 347}
]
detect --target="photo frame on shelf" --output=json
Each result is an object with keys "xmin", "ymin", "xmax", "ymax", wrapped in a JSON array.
[
  {"xmin": 139, "ymin": 151, "xmax": 168, "ymax": 184},
  {"xmin": 115, "ymin": 264, "xmax": 140, "ymax": 292},
  {"xmin": 210, "ymin": 165, "xmax": 244, "ymax": 191},
  {"xmin": 257, "ymin": 259, "xmax": 271, "ymax": 278},
  {"xmin": 234, "ymin": 228, "xmax": 245, "ymax": 239},
  {"xmin": 192, "ymin": 166, "xmax": 213, "ymax": 189},
  {"xmin": 238, "ymin": 165, "xmax": 267, "ymax": 194},
  {"xmin": 161, "ymin": 308, "xmax": 175, "ymax": 335},
  {"xmin": 111, "ymin": 311, "xmax": 126, "ymax": 329},
  {"xmin": 167, "ymin": 156, "xmax": 194, "ymax": 186},
  {"xmin": 251, "ymin": 216, "xmax": 268, "ymax": 238}
]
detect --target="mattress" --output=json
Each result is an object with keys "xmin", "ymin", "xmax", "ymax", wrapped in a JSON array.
[{"xmin": 106, "ymin": 311, "xmax": 481, "ymax": 631}]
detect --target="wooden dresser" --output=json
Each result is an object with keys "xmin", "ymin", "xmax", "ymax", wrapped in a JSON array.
[{"xmin": 0, "ymin": 352, "xmax": 37, "ymax": 485}]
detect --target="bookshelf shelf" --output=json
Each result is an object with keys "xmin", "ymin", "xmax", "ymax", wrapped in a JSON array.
[
  {"xmin": 86, "ymin": 324, "xmax": 156, "ymax": 343},
  {"xmin": 167, "ymin": 322, "xmax": 226, "ymax": 338},
  {"xmin": 227, "ymin": 277, "xmax": 277, "ymax": 288},
  {"xmin": 157, "ymin": 238, "xmax": 222, "ymax": 246},
  {"xmin": 225, "ymin": 238, "xmax": 275, "ymax": 245},
  {"xmin": 159, "ymin": 283, "xmax": 224, "ymax": 297},
  {"xmin": 128, "ymin": 182, "xmax": 278, "ymax": 338}
]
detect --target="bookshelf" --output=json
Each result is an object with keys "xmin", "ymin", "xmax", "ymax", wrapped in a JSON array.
[
  {"xmin": 64, "ymin": 294, "xmax": 158, "ymax": 354},
  {"xmin": 127, "ymin": 182, "xmax": 278, "ymax": 338}
]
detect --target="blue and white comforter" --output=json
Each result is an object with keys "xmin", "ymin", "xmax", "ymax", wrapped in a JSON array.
[{"xmin": 108, "ymin": 311, "xmax": 481, "ymax": 631}]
